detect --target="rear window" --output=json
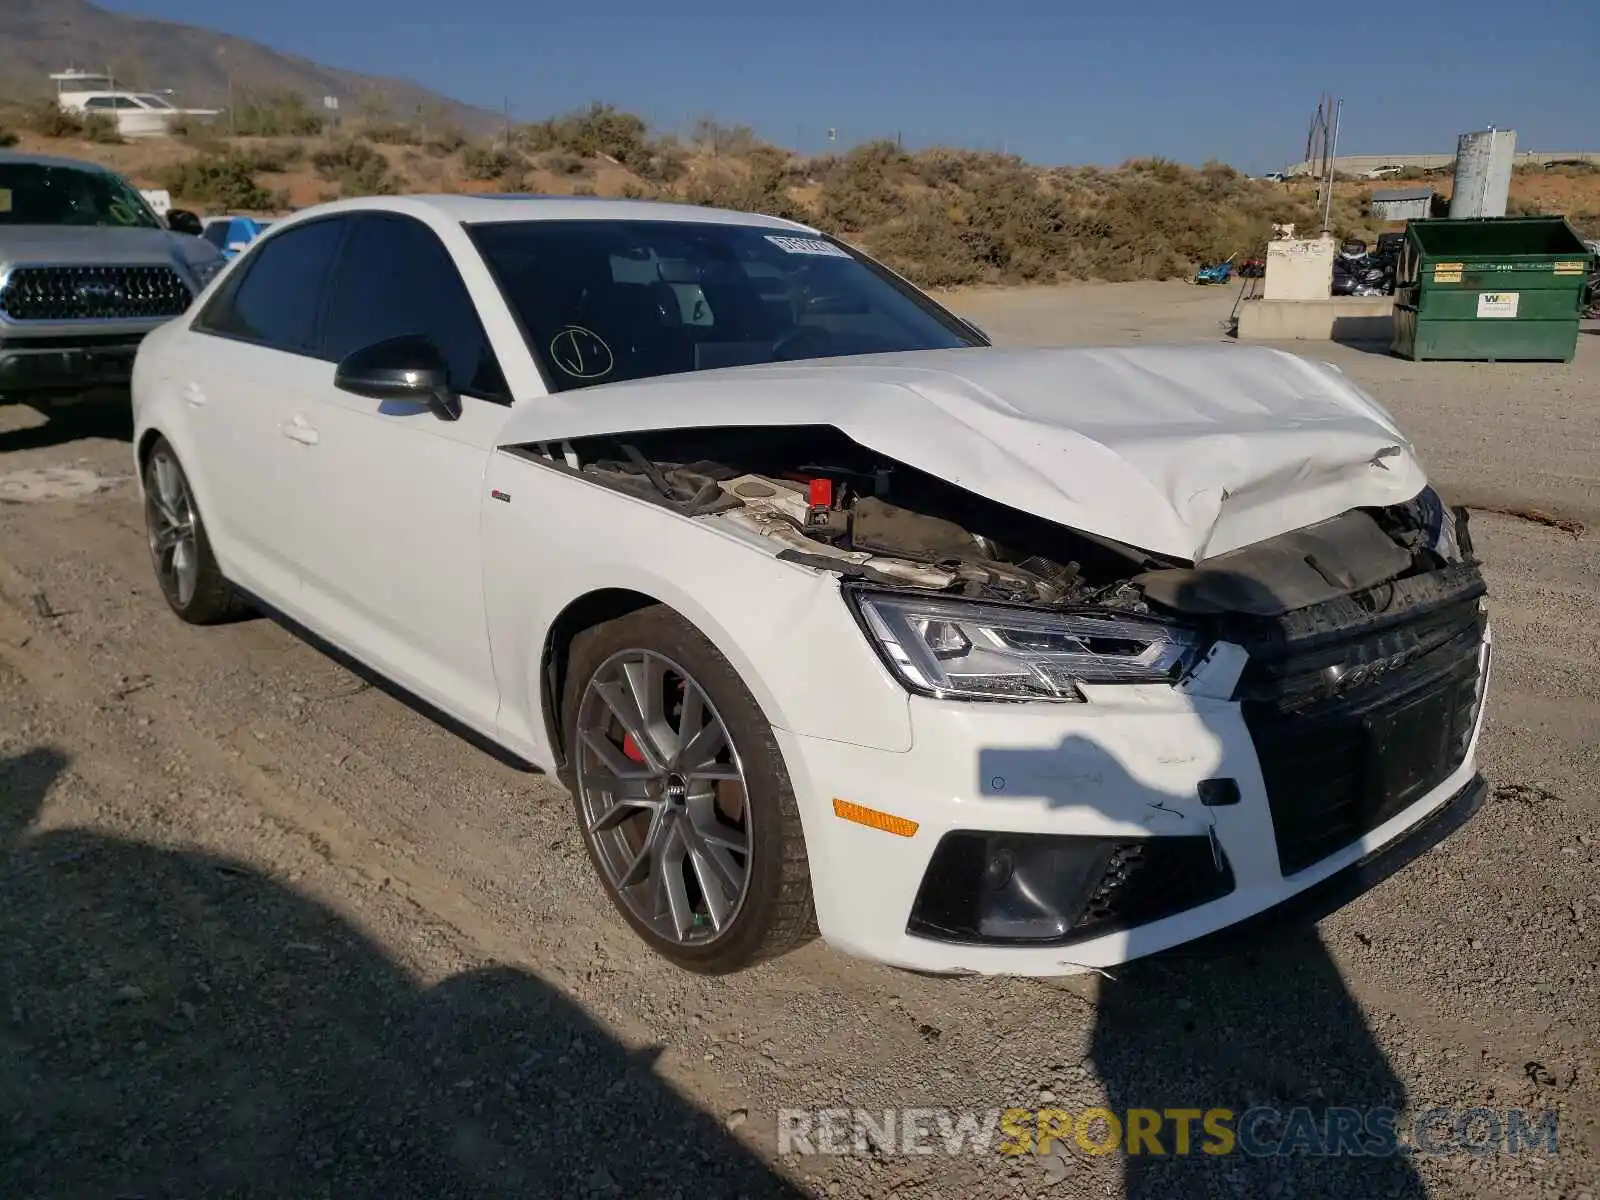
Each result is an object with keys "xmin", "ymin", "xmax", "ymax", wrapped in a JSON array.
[{"xmin": 468, "ymin": 219, "xmax": 981, "ymax": 391}]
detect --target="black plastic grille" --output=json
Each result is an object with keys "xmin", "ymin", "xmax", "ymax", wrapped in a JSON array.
[
  {"xmin": 1240, "ymin": 596, "xmax": 1487, "ymax": 877},
  {"xmin": 1068, "ymin": 836, "xmax": 1237, "ymax": 942},
  {"xmin": 907, "ymin": 830, "xmax": 1235, "ymax": 947},
  {"xmin": 0, "ymin": 265, "xmax": 192, "ymax": 322}
]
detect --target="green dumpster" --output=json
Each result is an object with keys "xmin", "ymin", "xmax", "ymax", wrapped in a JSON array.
[{"xmin": 1390, "ymin": 216, "xmax": 1590, "ymax": 362}]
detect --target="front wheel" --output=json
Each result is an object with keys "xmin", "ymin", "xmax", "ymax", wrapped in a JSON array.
[
  {"xmin": 562, "ymin": 606, "xmax": 815, "ymax": 973},
  {"xmin": 142, "ymin": 437, "xmax": 247, "ymax": 624}
]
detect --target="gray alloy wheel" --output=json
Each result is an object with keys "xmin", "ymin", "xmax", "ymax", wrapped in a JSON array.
[
  {"xmin": 141, "ymin": 438, "xmax": 246, "ymax": 625},
  {"xmin": 562, "ymin": 605, "xmax": 815, "ymax": 973},
  {"xmin": 145, "ymin": 444, "xmax": 201, "ymax": 610},
  {"xmin": 574, "ymin": 648, "xmax": 754, "ymax": 945}
]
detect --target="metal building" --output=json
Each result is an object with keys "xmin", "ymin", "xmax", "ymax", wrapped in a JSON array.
[
  {"xmin": 1450, "ymin": 129, "xmax": 1517, "ymax": 218},
  {"xmin": 1371, "ymin": 186, "xmax": 1435, "ymax": 222}
]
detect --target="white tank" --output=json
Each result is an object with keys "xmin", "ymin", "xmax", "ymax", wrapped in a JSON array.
[{"xmin": 1450, "ymin": 129, "xmax": 1516, "ymax": 218}]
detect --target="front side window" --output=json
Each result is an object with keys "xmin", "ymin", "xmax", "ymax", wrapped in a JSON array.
[
  {"xmin": 468, "ymin": 219, "xmax": 981, "ymax": 392},
  {"xmin": 0, "ymin": 162, "xmax": 161, "ymax": 229},
  {"xmin": 321, "ymin": 214, "xmax": 507, "ymax": 400},
  {"xmin": 195, "ymin": 218, "xmax": 346, "ymax": 353}
]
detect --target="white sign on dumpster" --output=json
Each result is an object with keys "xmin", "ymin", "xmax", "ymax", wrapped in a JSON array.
[{"xmin": 1476, "ymin": 292, "xmax": 1519, "ymax": 318}]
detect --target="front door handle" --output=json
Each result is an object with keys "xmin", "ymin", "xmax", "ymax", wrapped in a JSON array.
[{"xmin": 282, "ymin": 416, "xmax": 320, "ymax": 446}]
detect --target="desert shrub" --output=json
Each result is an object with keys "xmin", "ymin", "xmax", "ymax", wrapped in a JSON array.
[
  {"xmin": 865, "ymin": 198, "xmax": 987, "ymax": 287},
  {"xmin": 312, "ymin": 139, "xmax": 394, "ymax": 195},
  {"xmin": 0, "ymin": 127, "xmax": 17, "ymax": 148},
  {"xmin": 685, "ymin": 146, "xmax": 807, "ymax": 222},
  {"xmin": 219, "ymin": 141, "xmax": 305, "ymax": 174},
  {"xmin": 81, "ymin": 112, "xmax": 122, "ymax": 144},
  {"xmin": 815, "ymin": 139, "xmax": 913, "ymax": 231},
  {"xmin": 231, "ymin": 91, "xmax": 325, "ymax": 137},
  {"xmin": 462, "ymin": 144, "xmax": 515, "ymax": 181},
  {"xmin": 571, "ymin": 182, "xmax": 597, "ymax": 196},
  {"xmin": 1568, "ymin": 211, "xmax": 1600, "ymax": 240},
  {"xmin": 519, "ymin": 102, "xmax": 651, "ymax": 168},
  {"xmin": 364, "ymin": 121, "xmax": 421, "ymax": 145},
  {"xmin": 21, "ymin": 99, "xmax": 84, "ymax": 138},
  {"xmin": 633, "ymin": 133, "xmax": 689, "ymax": 184},
  {"xmin": 540, "ymin": 150, "xmax": 590, "ymax": 178},
  {"xmin": 424, "ymin": 126, "xmax": 467, "ymax": 156},
  {"xmin": 690, "ymin": 117, "xmax": 766, "ymax": 157},
  {"xmin": 159, "ymin": 154, "xmax": 274, "ymax": 209}
]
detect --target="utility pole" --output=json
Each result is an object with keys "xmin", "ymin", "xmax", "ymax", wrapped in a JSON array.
[{"xmin": 1322, "ymin": 97, "xmax": 1343, "ymax": 231}]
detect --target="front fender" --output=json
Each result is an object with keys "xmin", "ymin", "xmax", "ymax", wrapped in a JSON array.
[{"xmin": 480, "ymin": 451, "xmax": 913, "ymax": 766}]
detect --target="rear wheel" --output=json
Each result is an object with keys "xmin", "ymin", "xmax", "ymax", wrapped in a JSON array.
[
  {"xmin": 563, "ymin": 606, "xmax": 814, "ymax": 973},
  {"xmin": 142, "ymin": 437, "xmax": 246, "ymax": 624}
]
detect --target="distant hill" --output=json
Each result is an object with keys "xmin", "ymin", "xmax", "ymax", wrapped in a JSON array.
[{"xmin": 0, "ymin": 0, "xmax": 501, "ymax": 133}]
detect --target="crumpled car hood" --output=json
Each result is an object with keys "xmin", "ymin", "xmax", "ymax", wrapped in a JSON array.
[{"xmin": 497, "ymin": 343, "xmax": 1428, "ymax": 561}]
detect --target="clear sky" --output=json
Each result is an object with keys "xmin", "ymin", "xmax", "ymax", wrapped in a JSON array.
[{"xmin": 100, "ymin": 0, "xmax": 1598, "ymax": 171}]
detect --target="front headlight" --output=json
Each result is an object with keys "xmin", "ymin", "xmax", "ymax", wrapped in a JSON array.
[{"xmin": 851, "ymin": 591, "xmax": 1200, "ymax": 703}]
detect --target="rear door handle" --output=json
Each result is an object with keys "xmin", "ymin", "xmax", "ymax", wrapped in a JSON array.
[
  {"xmin": 182, "ymin": 382, "xmax": 206, "ymax": 407},
  {"xmin": 282, "ymin": 415, "xmax": 319, "ymax": 446}
]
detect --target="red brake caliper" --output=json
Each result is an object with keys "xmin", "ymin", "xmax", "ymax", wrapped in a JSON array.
[{"xmin": 621, "ymin": 733, "xmax": 646, "ymax": 763}]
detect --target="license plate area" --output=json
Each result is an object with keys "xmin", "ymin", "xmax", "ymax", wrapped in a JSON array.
[{"xmin": 1361, "ymin": 666, "xmax": 1474, "ymax": 828}]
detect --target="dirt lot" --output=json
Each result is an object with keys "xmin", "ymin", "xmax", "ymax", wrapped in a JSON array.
[{"xmin": 1, "ymin": 285, "xmax": 1596, "ymax": 1199}]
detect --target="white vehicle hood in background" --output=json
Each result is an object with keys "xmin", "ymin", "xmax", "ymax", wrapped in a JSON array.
[{"xmin": 497, "ymin": 344, "xmax": 1428, "ymax": 561}]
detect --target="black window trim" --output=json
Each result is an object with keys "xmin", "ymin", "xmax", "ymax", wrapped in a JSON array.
[
  {"xmin": 321, "ymin": 211, "xmax": 512, "ymax": 406},
  {"xmin": 461, "ymin": 216, "xmax": 987, "ymax": 396},
  {"xmin": 191, "ymin": 213, "xmax": 351, "ymax": 360}
]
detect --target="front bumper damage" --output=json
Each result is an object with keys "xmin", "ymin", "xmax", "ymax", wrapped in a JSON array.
[{"xmin": 783, "ymin": 571, "xmax": 1492, "ymax": 977}]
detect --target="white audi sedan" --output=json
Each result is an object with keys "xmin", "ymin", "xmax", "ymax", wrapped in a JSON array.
[{"xmin": 132, "ymin": 196, "xmax": 1491, "ymax": 975}]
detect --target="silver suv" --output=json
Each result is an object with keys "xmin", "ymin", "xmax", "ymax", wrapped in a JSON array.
[{"xmin": 0, "ymin": 150, "xmax": 225, "ymax": 405}]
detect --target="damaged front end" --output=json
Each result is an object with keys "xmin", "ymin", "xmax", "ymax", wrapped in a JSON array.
[
  {"xmin": 508, "ymin": 423, "xmax": 1483, "ymax": 695},
  {"xmin": 510, "ymin": 423, "xmax": 1489, "ymax": 952}
]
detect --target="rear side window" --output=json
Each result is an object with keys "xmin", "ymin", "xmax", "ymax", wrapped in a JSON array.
[
  {"xmin": 321, "ymin": 213, "xmax": 507, "ymax": 400},
  {"xmin": 195, "ymin": 218, "xmax": 346, "ymax": 354}
]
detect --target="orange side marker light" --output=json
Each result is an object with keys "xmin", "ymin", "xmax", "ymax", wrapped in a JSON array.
[{"xmin": 833, "ymin": 798, "xmax": 918, "ymax": 838}]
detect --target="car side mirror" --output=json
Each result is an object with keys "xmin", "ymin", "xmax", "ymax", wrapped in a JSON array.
[
  {"xmin": 166, "ymin": 208, "xmax": 203, "ymax": 237},
  {"xmin": 334, "ymin": 334, "xmax": 462, "ymax": 421}
]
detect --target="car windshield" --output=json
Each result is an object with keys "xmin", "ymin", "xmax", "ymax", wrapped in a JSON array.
[
  {"xmin": 0, "ymin": 162, "xmax": 162, "ymax": 229},
  {"xmin": 468, "ymin": 218, "xmax": 982, "ymax": 390}
]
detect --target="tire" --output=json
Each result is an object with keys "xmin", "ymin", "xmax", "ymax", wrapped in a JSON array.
[
  {"xmin": 562, "ymin": 605, "xmax": 815, "ymax": 973},
  {"xmin": 141, "ymin": 437, "xmax": 248, "ymax": 625}
]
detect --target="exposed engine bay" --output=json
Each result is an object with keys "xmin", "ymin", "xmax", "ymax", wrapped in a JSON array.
[{"xmin": 510, "ymin": 424, "xmax": 1475, "ymax": 619}]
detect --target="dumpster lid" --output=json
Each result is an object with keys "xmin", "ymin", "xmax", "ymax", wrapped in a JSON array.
[{"xmin": 1408, "ymin": 216, "xmax": 1588, "ymax": 257}]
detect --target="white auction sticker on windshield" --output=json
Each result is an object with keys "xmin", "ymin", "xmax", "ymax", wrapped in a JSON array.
[{"xmin": 765, "ymin": 235, "xmax": 850, "ymax": 258}]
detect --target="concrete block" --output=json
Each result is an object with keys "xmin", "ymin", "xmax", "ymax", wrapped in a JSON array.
[
  {"xmin": 1236, "ymin": 297, "xmax": 1395, "ymax": 343},
  {"xmin": 1264, "ymin": 234, "xmax": 1337, "ymax": 301}
]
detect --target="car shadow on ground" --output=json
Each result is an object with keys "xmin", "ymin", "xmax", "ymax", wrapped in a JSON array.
[
  {"xmin": 0, "ymin": 746, "xmax": 802, "ymax": 1198},
  {"xmin": 0, "ymin": 398, "xmax": 134, "ymax": 453},
  {"xmin": 978, "ymin": 732, "xmax": 1430, "ymax": 1198}
]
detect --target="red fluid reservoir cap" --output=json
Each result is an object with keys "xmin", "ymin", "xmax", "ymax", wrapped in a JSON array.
[{"xmin": 809, "ymin": 478, "xmax": 833, "ymax": 508}]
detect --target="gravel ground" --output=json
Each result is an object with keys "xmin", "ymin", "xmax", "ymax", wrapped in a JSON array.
[{"xmin": 0, "ymin": 285, "xmax": 1595, "ymax": 1199}]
